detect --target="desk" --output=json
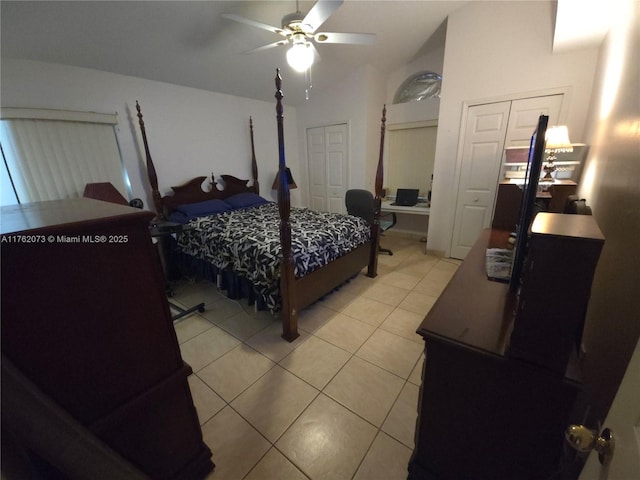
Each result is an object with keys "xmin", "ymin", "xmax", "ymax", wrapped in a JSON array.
[
  {"xmin": 381, "ymin": 201, "xmax": 430, "ymax": 251},
  {"xmin": 381, "ymin": 200, "xmax": 430, "ymax": 216}
]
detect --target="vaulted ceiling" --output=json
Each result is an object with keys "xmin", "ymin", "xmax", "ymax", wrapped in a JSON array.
[
  {"xmin": 1, "ymin": 1, "xmax": 469, "ymax": 105},
  {"xmin": 1, "ymin": 1, "xmax": 614, "ymax": 106}
]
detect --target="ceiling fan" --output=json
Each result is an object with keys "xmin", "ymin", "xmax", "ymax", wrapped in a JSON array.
[{"xmin": 222, "ymin": 0, "xmax": 376, "ymax": 73}]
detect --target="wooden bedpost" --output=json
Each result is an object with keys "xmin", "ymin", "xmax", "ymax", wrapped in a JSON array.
[
  {"xmin": 249, "ymin": 116, "xmax": 260, "ymax": 195},
  {"xmin": 136, "ymin": 101, "xmax": 165, "ymax": 220},
  {"xmin": 368, "ymin": 105, "xmax": 386, "ymax": 278},
  {"xmin": 274, "ymin": 69, "xmax": 299, "ymax": 342}
]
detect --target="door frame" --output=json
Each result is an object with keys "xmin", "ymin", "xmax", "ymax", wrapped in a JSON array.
[{"xmin": 446, "ymin": 86, "xmax": 572, "ymax": 257}]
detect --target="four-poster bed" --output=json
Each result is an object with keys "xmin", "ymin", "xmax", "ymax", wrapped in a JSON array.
[{"xmin": 136, "ymin": 70, "xmax": 387, "ymax": 341}]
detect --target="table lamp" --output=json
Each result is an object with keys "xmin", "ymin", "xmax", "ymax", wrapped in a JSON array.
[{"xmin": 543, "ymin": 125, "xmax": 573, "ymax": 181}]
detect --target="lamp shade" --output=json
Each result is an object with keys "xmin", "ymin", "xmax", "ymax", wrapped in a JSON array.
[
  {"xmin": 272, "ymin": 167, "xmax": 297, "ymax": 190},
  {"xmin": 545, "ymin": 125, "xmax": 573, "ymax": 153},
  {"xmin": 287, "ymin": 41, "xmax": 314, "ymax": 73}
]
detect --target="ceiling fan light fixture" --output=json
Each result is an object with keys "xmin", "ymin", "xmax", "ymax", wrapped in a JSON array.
[{"xmin": 286, "ymin": 39, "xmax": 314, "ymax": 73}]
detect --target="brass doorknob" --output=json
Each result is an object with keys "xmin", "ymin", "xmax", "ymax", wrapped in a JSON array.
[{"xmin": 565, "ymin": 425, "xmax": 615, "ymax": 466}]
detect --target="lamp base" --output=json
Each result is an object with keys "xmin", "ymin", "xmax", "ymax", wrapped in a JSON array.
[{"xmin": 542, "ymin": 162, "xmax": 556, "ymax": 181}]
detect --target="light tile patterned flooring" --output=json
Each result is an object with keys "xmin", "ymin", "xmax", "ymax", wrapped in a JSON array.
[{"xmin": 170, "ymin": 233, "xmax": 460, "ymax": 480}]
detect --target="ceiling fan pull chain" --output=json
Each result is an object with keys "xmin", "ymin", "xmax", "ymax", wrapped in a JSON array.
[{"xmin": 305, "ymin": 67, "xmax": 313, "ymax": 100}]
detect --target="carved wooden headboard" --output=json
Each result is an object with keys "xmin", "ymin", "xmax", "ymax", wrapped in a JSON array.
[{"xmin": 135, "ymin": 101, "xmax": 259, "ymax": 219}]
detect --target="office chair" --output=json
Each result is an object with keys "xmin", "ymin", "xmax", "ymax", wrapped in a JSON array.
[{"xmin": 345, "ymin": 189, "xmax": 397, "ymax": 255}]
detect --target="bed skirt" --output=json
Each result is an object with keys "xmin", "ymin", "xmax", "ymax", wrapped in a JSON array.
[
  {"xmin": 172, "ymin": 246, "xmax": 361, "ymax": 315},
  {"xmin": 174, "ymin": 249, "xmax": 269, "ymax": 311}
]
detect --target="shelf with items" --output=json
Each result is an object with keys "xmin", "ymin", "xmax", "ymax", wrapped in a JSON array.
[{"xmin": 502, "ymin": 143, "xmax": 587, "ymax": 182}]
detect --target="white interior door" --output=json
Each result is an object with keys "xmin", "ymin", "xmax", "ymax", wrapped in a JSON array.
[
  {"xmin": 307, "ymin": 126, "xmax": 327, "ymax": 211},
  {"xmin": 450, "ymin": 94, "xmax": 564, "ymax": 259},
  {"xmin": 450, "ymin": 101, "xmax": 511, "ymax": 259},
  {"xmin": 307, "ymin": 124, "xmax": 348, "ymax": 213},
  {"xmin": 503, "ymin": 95, "xmax": 564, "ymax": 150},
  {"xmin": 579, "ymin": 338, "xmax": 640, "ymax": 479}
]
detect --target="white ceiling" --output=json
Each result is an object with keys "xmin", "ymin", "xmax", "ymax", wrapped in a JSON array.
[{"xmin": 0, "ymin": 0, "xmax": 469, "ymax": 105}]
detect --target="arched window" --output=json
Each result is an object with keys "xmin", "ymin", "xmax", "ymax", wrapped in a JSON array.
[{"xmin": 393, "ymin": 71, "xmax": 442, "ymax": 104}]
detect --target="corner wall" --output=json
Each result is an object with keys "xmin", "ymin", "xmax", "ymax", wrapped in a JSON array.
[
  {"xmin": 574, "ymin": 0, "xmax": 640, "ymax": 420},
  {"xmin": 0, "ymin": 59, "xmax": 301, "ymax": 211},
  {"xmin": 295, "ymin": 65, "xmax": 374, "ymax": 205},
  {"xmin": 430, "ymin": 0, "xmax": 599, "ymax": 256}
]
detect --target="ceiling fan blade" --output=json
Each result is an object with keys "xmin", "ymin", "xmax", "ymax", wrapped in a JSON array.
[
  {"xmin": 222, "ymin": 13, "xmax": 285, "ymax": 36},
  {"xmin": 245, "ymin": 40, "xmax": 289, "ymax": 54},
  {"xmin": 314, "ymin": 32, "xmax": 376, "ymax": 45},
  {"xmin": 303, "ymin": 0, "xmax": 343, "ymax": 33}
]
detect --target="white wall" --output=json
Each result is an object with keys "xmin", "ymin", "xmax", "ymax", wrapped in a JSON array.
[
  {"xmin": 573, "ymin": 0, "xmax": 640, "ymax": 421},
  {"xmin": 0, "ymin": 59, "xmax": 301, "ymax": 212},
  {"xmin": 385, "ymin": 30, "xmax": 445, "ymax": 126},
  {"xmin": 384, "ymin": 39, "xmax": 443, "ymax": 188},
  {"xmin": 295, "ymin": 65, "xmax": 373, "ymax": 205},
  {"xmin": 429, "ymin": 0, "xmax": 600, "ymax": 256},
  {"xmin": 363, "ymin": 64, "xmax": 389, "ymax": 192},
  {"xmin": 380, "ymin": 40, "xmax": 444, "ymax": 236},
  {"xmin": 292, "ymin": 37, "xmax": 444, "ymax": 234}
]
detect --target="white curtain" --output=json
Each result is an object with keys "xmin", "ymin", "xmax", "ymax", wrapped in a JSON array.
[{"xmin": 0, "ymin": 108, "xmax": 129, "ymax": 205}]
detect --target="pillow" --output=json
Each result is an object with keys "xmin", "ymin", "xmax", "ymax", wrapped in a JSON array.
[
  {"xmin": 166, "ymin": 211, "xmax": 190, "ymax": 224},
  {"xmin": 174, "ymin": 199, "xmax": 232, "ymax": 218},
  {"xmin": 225, "ymin": 192, "xmax": 269, "ymax": 210}
]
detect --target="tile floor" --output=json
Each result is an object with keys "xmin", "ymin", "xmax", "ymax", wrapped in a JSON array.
[{"xmin": 170, "ymin": 233, "xmax": 460, "ymax": 480}]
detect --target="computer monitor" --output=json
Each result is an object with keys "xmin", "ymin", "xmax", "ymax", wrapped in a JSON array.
[{"xmin": 393, "ymin": 188, "xmax": 419, "ymax": 206}]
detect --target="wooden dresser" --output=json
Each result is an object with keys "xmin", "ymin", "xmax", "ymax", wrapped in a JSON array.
[
  {"xmin": 508, "ymin": 213, "xmax": 604, "ymax": 374},
  {"xmin": 1, "ymin": 198, "xmax": 213, "ymax": 479},
  {"xmin": 408, "ymin": 228, "xmax": 585, "ymax": 479}
]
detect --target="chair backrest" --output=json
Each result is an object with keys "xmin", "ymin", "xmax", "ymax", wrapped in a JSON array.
[{"xmin": 345, "ymin": 189, "xmax": 374, "ymax": 225}]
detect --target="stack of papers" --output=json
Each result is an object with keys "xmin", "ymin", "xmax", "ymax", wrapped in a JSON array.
[{"xmin": 485, "ymin": 248, "xmax": 513, "ymax": 282}]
